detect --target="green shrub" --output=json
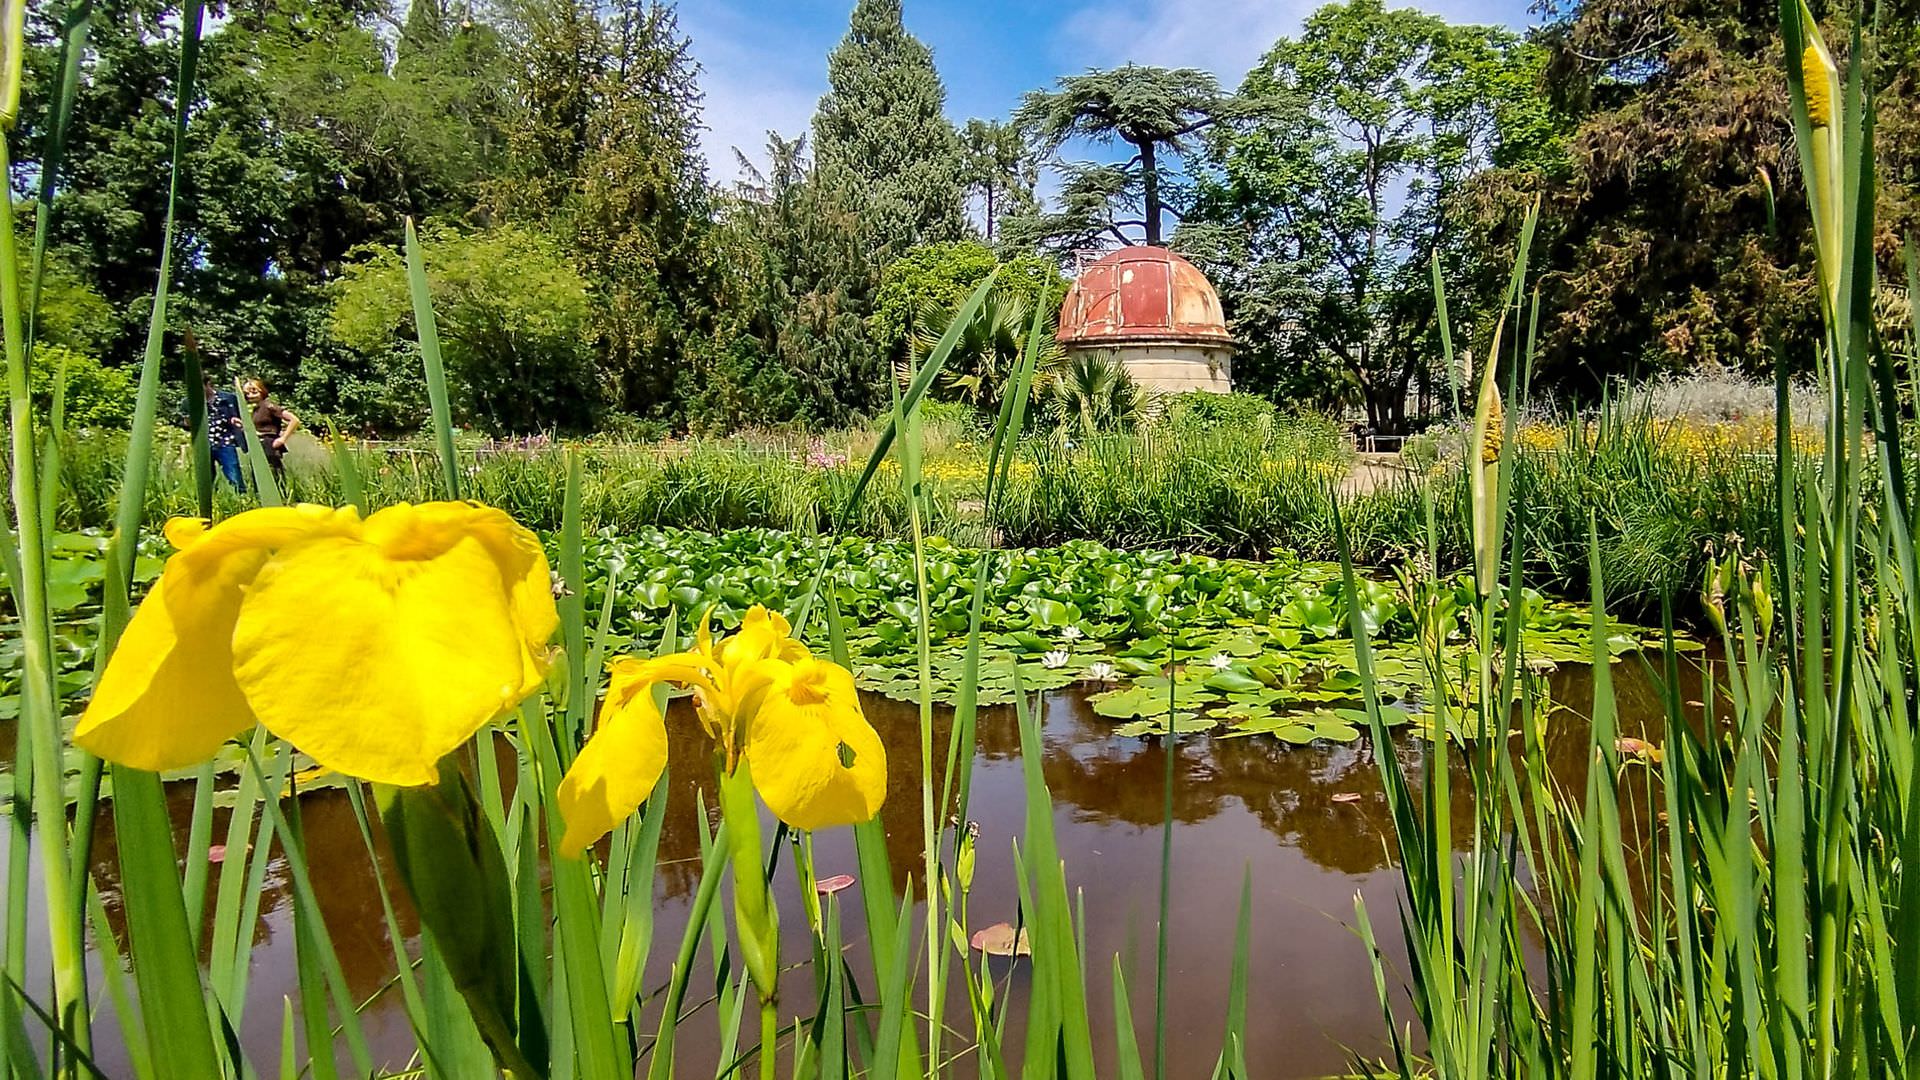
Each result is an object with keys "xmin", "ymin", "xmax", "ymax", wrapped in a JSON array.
[
  {"xmin": 1156, "ymin": 391, "xmax": 1277, "ymax": 433},
  {"xmin": 330, "ymin": 225, "xmax": 597, "ymax": 435},
  {"xmin": 7, "ymin": 345, "xmax": 138, "ymax": 428}
]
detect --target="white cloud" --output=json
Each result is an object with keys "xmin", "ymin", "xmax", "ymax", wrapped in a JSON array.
[
  {"xmin": 1053, "ymin": 0, "xmax": 1535, "ymax": 86},
  {"xmin": 681, "ymin": 4, "xmax": 829, "ymax": 185},
  {"xmin": 1053, "ymin": 0, "xmax": 1316, "ymax": 85},
  {"xmin": 696, "ymin": 70, "xmax": 820, "ymax": 186}
]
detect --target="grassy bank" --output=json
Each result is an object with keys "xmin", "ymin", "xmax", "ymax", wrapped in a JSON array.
[{"xmin": 44, "ymin": 403, "xmax": 1789, "ymax": 615}]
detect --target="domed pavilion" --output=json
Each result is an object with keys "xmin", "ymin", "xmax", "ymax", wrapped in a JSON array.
[{"xmin": 1055, "ymin": 245, "xmax": 1235, "ymax": 394}]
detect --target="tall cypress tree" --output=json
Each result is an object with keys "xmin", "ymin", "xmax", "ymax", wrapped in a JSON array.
[{"xmin": 811, "ymin": 0, "xmax": 966, "ymax": 258}]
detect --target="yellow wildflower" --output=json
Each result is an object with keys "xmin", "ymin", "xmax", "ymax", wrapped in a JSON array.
[
  {"xmin": 557, "ymin": 605, "xmax": 885, "ymax": 855},
  {"xmin": 75, "ymin": 502, "xmax": 557, "ymax": 786}
]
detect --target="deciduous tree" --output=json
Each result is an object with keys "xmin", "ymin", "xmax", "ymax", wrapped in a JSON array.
[{"xmin": 1184, "ymin": 0, "xmax": 1559, "ymax": 431}]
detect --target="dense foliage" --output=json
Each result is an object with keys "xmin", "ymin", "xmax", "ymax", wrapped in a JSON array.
[
  {"xmin": 14, "ymin": 0, "xmax": 1912, "ymax": 437},
  {"xmin": 1183, "ymin": 0, "xmax": 1562, "ymax": 430}
]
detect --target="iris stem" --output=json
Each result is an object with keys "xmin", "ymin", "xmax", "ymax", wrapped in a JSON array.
[{"xmin": 0, "ymin": 122, "xmax": 86, "ymax": 1073}]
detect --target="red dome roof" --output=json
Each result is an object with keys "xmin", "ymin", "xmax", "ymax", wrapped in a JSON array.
[{"xmin": 1056, "ymin": 245, "xmax": 1233, "ymax": 349}]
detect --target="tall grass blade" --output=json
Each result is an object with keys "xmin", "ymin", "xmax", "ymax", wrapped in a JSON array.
[
  {"xmin": 404, "ymin": 217, "xmax": 461, "ymax": 498},
  {"xmin": 105, "ymin": 767, "xmax": 222, "ymax": 1077},
  {"xmin": 182, "ymin": 343, "xmax": 211, "ymax": 518},
  {"xmin": 792, "ymin": 267, "xmax": 1002, "ymax": 627}
]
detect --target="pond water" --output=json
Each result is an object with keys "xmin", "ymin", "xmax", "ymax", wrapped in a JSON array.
[{"xmin": 9, "ymin": 650, "xmax": 1711, "ymax": 1078}]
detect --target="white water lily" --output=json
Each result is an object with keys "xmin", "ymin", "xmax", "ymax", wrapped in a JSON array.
[
  {"xmin": 1209, "ymin": 652, "xmax": 1233, "ymax": 671},
  {"xmin": 1086, "ymin": 661, "xmax": 1116, "ymax": 682},
  {"xmin": 1060, "ymin": 625, "xmax": 1084, "ymax": 642},
  {"xmin": 1041, "ymin": 649, "xmax": 1070, "ymax": 670}
]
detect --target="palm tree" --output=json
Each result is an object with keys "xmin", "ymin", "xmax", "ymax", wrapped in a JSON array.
[
  {"xmin": 912, "ymin": 290, "xmax": 1062, "ymax": 418},
  {"xmin": 1040, "ymin": 350, "xmax": 1148, "ymax": 436}
]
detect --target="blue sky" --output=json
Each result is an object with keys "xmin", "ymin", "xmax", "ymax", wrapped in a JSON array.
[{"xmin": 680, "ymin": 0, "xmax": 1542, "ymax": 184}]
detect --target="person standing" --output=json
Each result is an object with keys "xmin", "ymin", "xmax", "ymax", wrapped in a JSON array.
[
  {"xmin": 241, "ymin": 377, "xmax": 300, "ymax": 485},
  {"xmin": 204, "ymin": 377, "xmax": 246, "ymax": 489}
]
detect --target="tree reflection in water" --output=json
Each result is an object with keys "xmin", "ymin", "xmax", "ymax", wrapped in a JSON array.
[{"xmin": 35, "ymin": 649, "xmax": 1711, "ymax": 1079}]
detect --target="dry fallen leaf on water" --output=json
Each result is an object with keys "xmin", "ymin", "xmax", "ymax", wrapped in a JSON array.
[
  {"xmin": 1331, "ymin": 792, "xmax": 1363, "ymax": 804},
  {"xmin": 1615, "ymin": 737, "xmax": 1664, "ymax": 762},
  {"xmin": 815, "ymin": 874, "xmax": 856, "ymax": 895},
  {"xmin": 970, "ymin": 923, "xmax": 1032, "ymax": 957}
]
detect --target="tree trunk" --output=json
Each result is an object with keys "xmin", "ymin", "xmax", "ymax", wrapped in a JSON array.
[
  {"xmin": 985, "ymin": 184, "xmax": 996, "ymax": 243},
  {"xmin": 1139, "ymin": 140, "xmax": 1160, "ymax": 246}
]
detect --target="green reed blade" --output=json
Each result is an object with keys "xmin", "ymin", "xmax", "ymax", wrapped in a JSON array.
[
  {"xmin": 523, "ymin": 703, "xmax": 624, "ymax": 1078},
  {"xmin": 510, "ymin": 786, "xmax": 549, "ymax": 1069},
  {"xmin": 1219, "ymin": 869, "xmax": 1251, "ymax": 1069},
  {"xmin": 560, "ymin": 451, "xmax": 587, "ymax": 755},
  {"xmin": 1154, "ymin": 636, "xmax": 1175, "ymax": 1080},
  {"xmin": 341, "ymin": 783, "xmax": 435, "ymax": 1057},
  {"xmin": 646, "ymin": 820, "xmax": 729, "ymax": 1080},
  {"xmin": 1111, "ymin": 958, "xmax": 1147, "ymax": 1080},
  {"xmin": 179, "ymin": 762, "xmax": 216, "ymax": 950},
  {"xmin": 608, "ymin": 770, "xmax": 668, "ymax": 1021},
  {"xmin": 330, "ymin": 433, "xmax": 367, "ymax": 515},
  {"xmin": 84, "ymin": 880, "xmax": 147, "ymax": 1080},
  {"xmin": 0, "ymin": 526, "xmax": 29, "ymax": 1079},
  {"xmin": 290, "ymin": 821, "xmax": 341, "ymax": 1080},
  {"xmin": 247, "ymin": 748, "xmax": 374, "ymax": 1077},
  {"xmin": 791, "ymin": 267, "xmax": 1002, "ymax": 629},
  {"xmin": 420, "ymin": 936, "xmax": 494, "ymax": 1078},
  {"xmin": 275, "ymin": 998, "xmax": 295, "ymax": 1080},
  {"xmin": 24, "ymin": 0, "xmax": 90, "ymax": 349},
  {"xmin": 106, "ymin": 766, "xmax": 222, "ymax": 1077},
  {"xmin": 1431, "ymin": 250, "xmax": 1459, "ymax": 420},
  {"xmin": 0, "ymin": 82, "xmax": 91, "ymax": 1080},
  {"xmin": 867, "ymin": 889, "xmax": 918, "ymax": 1080},
  {"xmin": 110, "ymin": 0, "xmax": 201, "ymax": 576},
  {"xmin": 824, "ymin": 576, "xmax": 925, "ymax": 1076},
  {"xmin": 179, "ymin": 344, "xmax": 210, "ymax": 519},
  {"xmin": 209, "ymin": 734, "xmax": 284, "ymax": 1029},
  {"xmin": 0, "ymin": 971, "xmax": 104, "ymax": 1079},
  {"xmin": 818, "ymin": 902, "xmax": 847, "ymax": 1079},
  {"xmin": 1012, "ymin": 679, "xmax": 1095, "ymax": 1079},
  {"xmin": 404, "ymin": 217, "xmax": 461, "ymax": 499}
]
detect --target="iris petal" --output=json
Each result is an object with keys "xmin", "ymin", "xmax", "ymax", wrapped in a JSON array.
[
  {"xmin": 75, "ymin": 506, "xmax": 347, "ymax": 771},
  {"xmin": 557, "ymin": 677, "xmax": 669, "ymax": 856},
  {"xmin": 746, "ymin": 659, "xmax": 886, "ymax": 831},
  {"xmin": 379, "ymin": 503, "xmax": 558, "ymax": 692},
  {"xmin": 231, "ymin": 530, "xmax": 532, "ymax": 786}
]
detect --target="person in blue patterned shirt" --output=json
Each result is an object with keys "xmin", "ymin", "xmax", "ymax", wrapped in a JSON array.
[{"xmin": 204, "ymin": 377, "xmax": 245, "ymax": 490}]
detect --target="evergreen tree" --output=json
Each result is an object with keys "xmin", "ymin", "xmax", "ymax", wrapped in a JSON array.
[
  {"xmin": 1009, "ymin": 65, "xmax": 1235, "ymax": 251},
  {"xmin": 811, "ymin": 0, "xmax": 966, "ymax": 258},
  {"xmin": 575, "ymin": 1, "xmax": 717, "ymax": 420},
  {"xmin": 960, "ymin": 118, "xmax": 1038, "ymax": 244},
  {"xmin": 697, "ymin": 135, "xmax": 880, "ymax": 429},
  {"xmin": 488, "ymin": 0, "xmax": 717, "ymax": 423}
]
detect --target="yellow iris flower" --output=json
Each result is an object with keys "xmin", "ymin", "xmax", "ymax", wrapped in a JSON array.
[
  {"xmin": 557, "ymin": 605, "xmax": 886, "ymax": 856},
  {"xmin": 75, "ymin": 502, "xmax": 558, "ymax": 786}
]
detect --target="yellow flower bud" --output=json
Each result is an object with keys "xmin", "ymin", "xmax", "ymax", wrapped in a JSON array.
[
  {"xmin": 1801, "ymin": 44, "xmax": 1832, "ymax": 128},
  {"xmin": 0, "ymin": 0, "xmax": 22, "ymax": 130}
]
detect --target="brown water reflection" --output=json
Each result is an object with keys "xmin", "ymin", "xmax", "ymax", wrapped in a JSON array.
[{"xmin": 12, "ymin": 651, "xmax": 1711, "ymax": 1078}]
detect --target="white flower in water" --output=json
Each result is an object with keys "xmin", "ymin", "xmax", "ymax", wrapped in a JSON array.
[
  {"xmin": 1086, "ymin": 661, "xmax": 1115, "ymax": 682},
  {"xmin": 1060, "ymin": 625, "xmax": 1084, "ymax": 642},
  {"xmin": 1209, "ymin": 652, "xmax": 1233, "ymax": 671},
  {"xmin": 1041, "ymin": 649, "xmax": 1070, "ymax": 670}
]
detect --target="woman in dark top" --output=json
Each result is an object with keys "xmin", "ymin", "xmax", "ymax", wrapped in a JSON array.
[{"xmin": 241, "ymin": 377, "xmax": 300, "ymax": 483}]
